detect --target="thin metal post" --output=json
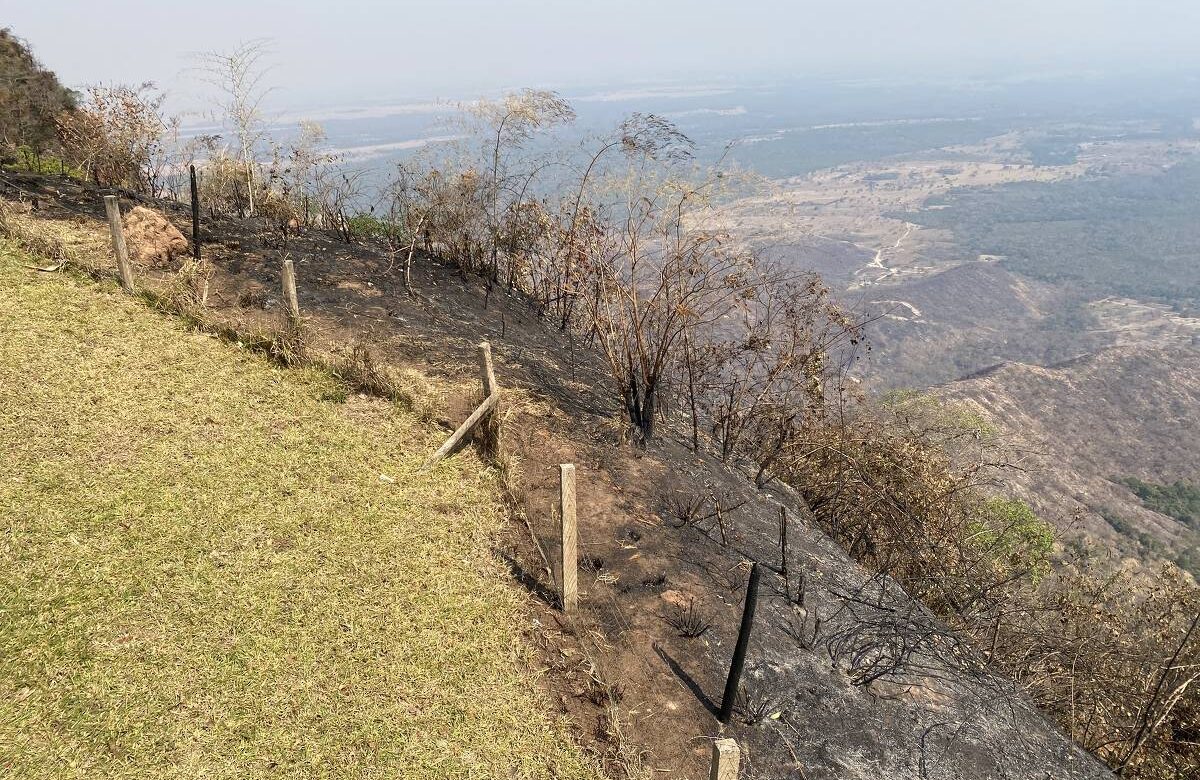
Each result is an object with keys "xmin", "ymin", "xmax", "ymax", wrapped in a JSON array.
[
  {"xmin": 189, "ymin": 164, "xmax": 201, "ymax": 261},
  {"xmin": 719, "ymin": 562, "xmax": 761, "ymax": 724}
]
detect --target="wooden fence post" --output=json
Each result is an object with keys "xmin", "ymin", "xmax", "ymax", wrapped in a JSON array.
[
  {"xmin": 281, "ymin": 257, "xmax": 300, "ymax": 321},
  {"xmin": 709, "ymin": 738, "xmax": 740, "ymax": 780},
  {"xmin": 719, "ymin": 561, "xmax": 761, "ymax": 724},
  {"xmin": 478, "ymin": 342, "xmax": 497, "ymax": 394},
  {"xmin": 478, "ymin": 341, "xmax": 497, "ymax": 396},
  {"xmin": 423, "ymin": 343, "xmax": 501, "ymax": 470},
  {"xmin": 189, "ymin": 164, "xmax": 201, "ymax": 261},
  {"xmin": 102, "ymin": 195, "xmax": 135, "ymax": 292},
  {"xmin": 559, "ymin": 463, "xmax": 578, "ymax": 613},
  {"xmin": 422, "ymin": 394, "xmax": 501, "ymax": 469}
]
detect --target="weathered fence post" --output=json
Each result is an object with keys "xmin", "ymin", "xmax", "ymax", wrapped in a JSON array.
[
  {"xmin": 189, "ymin": 164, "xmax": 201, "ymax": 261},
  {"xmin": 422, "ymin": 342, "xmax": 502, "ymax": 470},
  {"xmin": 559, "ymin": 463, "xmax": 578, "ymax": 613},
  {"xmin": 281, "ymin": 257, "xmax": 300, "ymax": 322},
  {"xmin": 422, "ymin": 394, "xmax": 500, "ymax": 469},
  {"xmin": 719, "ymin": 561, "xmax": 761, "ymax": 724},
  {"xmin": 709, "ymin": 738, "xmax": 741, "ymax": 780},
  {"xmin": 102, "ymin": 195, "xmax": 135, "ymax": 292},
  {"xmin": 478, "ymin": 340, "xmax": 497, "ymax": 396}
]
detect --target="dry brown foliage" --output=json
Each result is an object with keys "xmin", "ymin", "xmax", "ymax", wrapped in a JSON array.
[{"xmin": 56, "ymin": 83, "xmax": 175, "ymax": 195}]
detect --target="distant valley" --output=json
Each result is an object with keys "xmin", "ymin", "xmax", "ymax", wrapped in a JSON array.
[{"xmin": 719, "ymin": 114, "xmax": 1200, "ymax": 572}]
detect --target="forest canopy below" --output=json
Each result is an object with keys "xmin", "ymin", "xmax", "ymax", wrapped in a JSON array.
[{"xmin": 901, "ymin": 162, "xmax": 1200, "ymax": 311}]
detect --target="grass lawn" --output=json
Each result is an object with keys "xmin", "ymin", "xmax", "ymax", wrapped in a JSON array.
[{"xmin": 0, "ymin": 240, "xmax": 597, "ymax": 779}]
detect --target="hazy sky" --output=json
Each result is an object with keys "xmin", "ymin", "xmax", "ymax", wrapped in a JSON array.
[{"xmin": 7, "ymin": 1, "xmax": 1200, "ymax": 108}]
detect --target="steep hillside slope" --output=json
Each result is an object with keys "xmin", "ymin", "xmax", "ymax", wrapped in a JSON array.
[
  {"xmin": 941, "ymin": 345, "xmax": 1200, "ymax": 558},
  {"xmin": 0, "ymin": 171, "xmax": 1114, "ymax": 779},
  {"xmin": 861, "ymin": 260, "xmax": 1112, "ymax": 388}
]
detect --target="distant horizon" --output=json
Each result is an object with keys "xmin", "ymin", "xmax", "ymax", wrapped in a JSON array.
[
  {"xmin": 9, "ymin": 1, "xmax": 1200, "ymax": 116},
  {"xmin": 162, "ymin": 65, "xmax": 1200, "ymax": 130}
]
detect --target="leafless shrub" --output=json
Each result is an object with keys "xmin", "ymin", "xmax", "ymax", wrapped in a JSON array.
[
  {"xmin": 709, "ymin": 488, "xmax": 746, "ymax": 546},
  {"xmin": 665, "ymin": 491, "xmax": 707, "ymax": 528},
  {"xmin": 193, "ymin": 39, "xmax": 273, "ymax": 216},
  {"xmin": 664, "ymin": 598, "xmax": 712, "ymax": 639},
  {"xmin": 823, "ymin": 577, "xmax": 986, "ymax": 689},
  {"xmin": 734, "ymin": 682, "xmax": 780, "ymax": 725},
  {"xmin": 687, "ymin": 558, "xmax": 738, "ymax": 595},
  {"xmin": 782, "ymin": 604, "xmax": 823, "ymax": 651},
  {"xmin": 694, "ymin": 270, "xmax": 867, "ymax": 478},
  {"xmin": 334, "ymin": 344, "xmax": 398, "ymax": 399}
]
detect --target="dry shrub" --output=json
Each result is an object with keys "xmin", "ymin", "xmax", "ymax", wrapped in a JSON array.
[
  {"xmin": 334, "ymin": 344, "xmax": 396, "ymax": 399},
  {"xmin": 332, "ymin": 344, "xmax": 443, "ymax": 421},
  {"xmin": 0, "ymin": 200, "xmax": 77, "ymax": 267},
  {"xmin": 156, "ymin": 258, "xmax": 212, "ymax": 318},
  {"xmin": 784, "ymin": 392, "xmax": 1199, "ymax": 777},
  {"xmin": 56, "ymin": 83, "xmax": 175, "ymax": 196},
  {"xmin": 195, "ymin": 153, "xmax": 257, "ymax": 218},
  {"xmin": 0, "ymin": 29, "xmax": 77, "ymax": 159},
  {"xmin": 786, "ymin": 391, "xmax": 1051, "ymax": 614},
  {"xmin": 664, "ymin": 598, "xmax": 711, "ymax": 638},
  {"xmin": 990, "ymin": 564, "xmax": 1199, "ymax": 778},
  {"xmin": 237, "ymin": 285, "xmax": 267, "ymax": 309},
  {"xmin": 268, "ymin": 319, "xmax": 306, "ymax": 367}
]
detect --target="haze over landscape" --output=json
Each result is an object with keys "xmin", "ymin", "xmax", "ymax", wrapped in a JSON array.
[
  {"xmin": 11, "ymin": 1, "xmax": 1200, "ymax": 104},
  {"xmin": 2, "ymin": 3, "xmax": 1199, "ymax": 779}
]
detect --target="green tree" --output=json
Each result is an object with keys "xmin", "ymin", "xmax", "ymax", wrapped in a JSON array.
[{"xmin": 0, "ymin": 28, "xmax": 77, "ymax": 160}]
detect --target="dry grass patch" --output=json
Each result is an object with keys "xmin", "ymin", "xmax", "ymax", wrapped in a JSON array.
[{"xmin": 0, "ymin": 241, "xmax": 599, "ymax": 780}]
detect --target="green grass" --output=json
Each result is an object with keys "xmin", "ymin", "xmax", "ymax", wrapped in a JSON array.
[{"xmin": 0, "ymin": 241, "xmax": 597, "ymax": 779}]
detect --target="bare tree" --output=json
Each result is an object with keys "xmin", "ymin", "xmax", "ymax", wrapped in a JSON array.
[
  {"xmin": 554, "ymin": 113, "xmax": 694, "ymax": 330},
  {"xmin": 194, "ymin": 39, "xmax": 273, "ymax": 217},
  {"xmin": 694, "ymin": 270, "xmax": 865, "ymax": 482},
  {"xmin": 582, "ymin": 172, "xmax": 753, "ymax": 442},
  {"xmin": 466, "ymin": 89, "xmax": 575, "ymax": 284}
]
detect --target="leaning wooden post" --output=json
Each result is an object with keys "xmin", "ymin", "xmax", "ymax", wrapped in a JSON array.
[
  {"xmin": 558, "ymin": 463, "xmax": 578, "ymax": 613},
  {"xmin": 719, "ymin": 561, "xmax": 761, "ymax": 724},
  {"xmin": 189, "ymin": 164, "xmax": 201, "ymax": 261},
  {"xmin": 102, "ymin": 195, "xmax": 135, "ymax": 292},
  {"xmin": 709, "ymin": 738, "xmax": 740, "ymax": 780},
  {"xmin": 281, "ymin": 257, "xmax": 300, "ymax": 322},
  {"xmin": 422, "ymin": 394, "xmax": 500, "ymax": 469}
]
